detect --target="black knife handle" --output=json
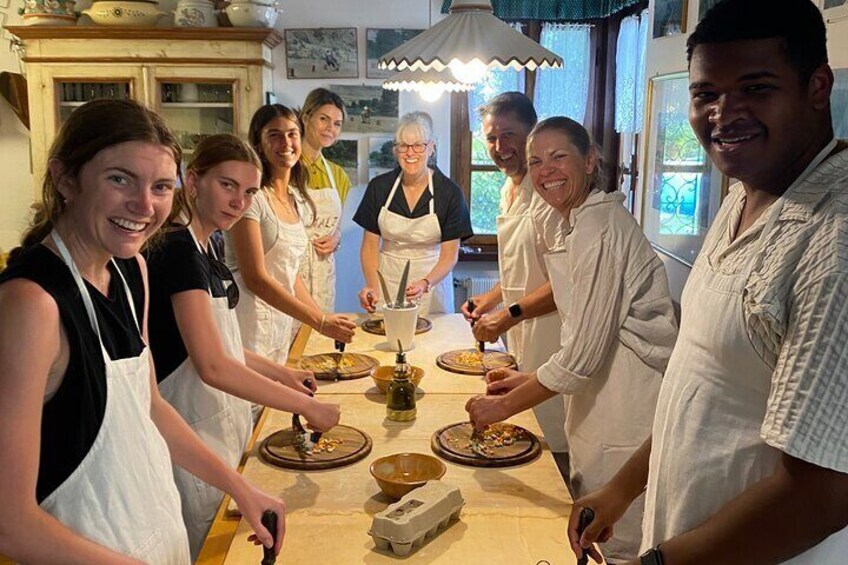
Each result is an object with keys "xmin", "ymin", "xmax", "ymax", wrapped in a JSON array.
[
  {"xmin": 302, "ymin": 378, "xmax": 314, "ymax": 397},
  {"xmin": 576, "ymin": 507, "xmax": 595, "ymax": 565},
  {"xmin": 261, "ymin": 510, "xmax": 277, "ymax": 565},
  {"xmin": 334, "ymin": 339, "xmax": 345, "ymax": 353}
]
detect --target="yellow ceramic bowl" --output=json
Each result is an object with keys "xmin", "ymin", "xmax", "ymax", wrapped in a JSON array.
[
  {"xmin": 370, "ymin": 365, "xmax": 424, "ymax": 394},
  {"xmin": 369, "ymin": 453, "xmax": 446, "ymax": 500}
]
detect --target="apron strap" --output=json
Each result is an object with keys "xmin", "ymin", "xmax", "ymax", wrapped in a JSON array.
[
  {"xmin": 384, "ymin": 170, "xmax": 436, "ymax": 215},
  {"xmin": 320, "ymin": 154, "xmax": 337, "ymax": 192}
]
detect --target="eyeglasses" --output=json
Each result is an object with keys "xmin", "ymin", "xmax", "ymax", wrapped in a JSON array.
[
  {"xmin": 394, "ymin": 142, "xmax": 429, "ymax": 154},
  {"xmin": 208, "ymin": 255, "xmax": 240, "ymax": 309}
]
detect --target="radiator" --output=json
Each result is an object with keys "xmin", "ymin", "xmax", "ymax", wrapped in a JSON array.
[{"xmin": 461, "ymin": 277, "xmax": 499, "ymax": 296}]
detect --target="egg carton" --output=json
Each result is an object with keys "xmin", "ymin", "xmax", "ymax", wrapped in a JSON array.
[{"xmin": 369, "ymin": 481, "xmax": 465, "ymax": 557}]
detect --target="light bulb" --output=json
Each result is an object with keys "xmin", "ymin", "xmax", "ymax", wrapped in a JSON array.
[
  {"xmin": 448, "ymin": 58, "xmax": 488, "ymax": 84},
  {"xmin": 418, "ymin": 84, "xmax": 445, "ymax": 102}
]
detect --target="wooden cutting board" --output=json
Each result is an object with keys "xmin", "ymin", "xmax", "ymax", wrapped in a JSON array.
[
  {"xmin": 431, "ymin": 422, "xmax": 541, "ymax": 468},
  {"xmin": 435, "ymin": 348, "xmax": 516, "ymax": 376},
  {"xmin": 258, "ymin": 425, "xmax": 372, "ymax": 470},
  {"xmin": 361, "ymin": 316, "xmax": 433, "ymax": 335},
  {"xmin": 299, "ymin": 352, "xmax": 379, "ymax": 380}
]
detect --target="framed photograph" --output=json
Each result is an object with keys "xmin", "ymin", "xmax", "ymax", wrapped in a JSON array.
[
  {"xmin": 284, "ymin": 28, "xmax": 358, "ymax": 80},
  {"xmin": 653, "ymin": 0, "xmax": 687, "ymax": 38},
  {"xmin": 365, "ymin": 28, "xmax": 424, "ymax": 79},
  {"xmin": 698, "ymin": 0, "xmax": 722, "ymax": 21},
  {"xmin": 368, "ymin": 136, "xmax": 396, "ymax": 180},
  {"xmin": 640, "ymin": 72, "xmax": 724, "ymax": 267},
  {"xmin": 323, "ymin": 138, "xmax": 359, "ymax": 184},
  {"xmin": 331, "ymin": 84, "xmax": 399, "ymax": 134},
  {"xmin": 822, "ymin": 0, "xmax": 848, "ymax": 22}
]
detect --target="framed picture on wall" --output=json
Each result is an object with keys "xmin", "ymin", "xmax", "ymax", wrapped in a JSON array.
[
  {"xmin": 653, "ymin": 0, "xmax": 687, "ymax": 38},
  {"xmin": 331, "ymin": 84, "xmax": 399, "ymax": 134},
  {"xmin": 365, "ymin": 28, "xmax": 424, "ymax": 79},
  {"xmin": 641, "ymin": 72, "xmax": 725, "ymax": 267},
  {"xmin": 284, "ymin": 28, "xmax": 358, "ymax": 79},
  {"xmin": 323, "ymin": 138, "xmax": 359, "ymax": 185},
  {"xmin": 368, "ymin": 136, "xmax": 396, "ymax": 180}
]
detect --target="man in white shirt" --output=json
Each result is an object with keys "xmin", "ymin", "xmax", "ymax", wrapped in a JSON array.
[
  {"xmin": 460, "ymin": 92, "xmax": 570, "ymax": 472},
  {"xmin": 567, "ymin": 1, "xmax": 848, "ymax": 564}
]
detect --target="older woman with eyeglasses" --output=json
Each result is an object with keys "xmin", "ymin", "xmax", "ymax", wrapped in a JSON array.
[
  {"xmin": 144, "ymin": 134, "xmax": 340, "ymax": 558},
  {"xmin": 354, "ymin": 111, "xmax": 472, "ymax": 314}
]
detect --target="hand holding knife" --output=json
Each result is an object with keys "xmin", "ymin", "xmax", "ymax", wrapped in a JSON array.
[
  {"xmin": 333, "ymin": 339, "xmax": 345, "ymax": 380},
  {"xmin": 466, "ymin": 299, "xmax": 486, "ymax": 354},
  {"xmin": 261, "ymin": 510, "xmax": 278, "ymax": 565},
  {"xmin": 576, "ymin": 507, "xmax": 595, "ymax": 565}
]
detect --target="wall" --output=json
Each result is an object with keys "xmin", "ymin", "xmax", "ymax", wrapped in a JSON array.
[{"xmin": 636, "ymin": 0, "xmax": 848, "ymax": 302}]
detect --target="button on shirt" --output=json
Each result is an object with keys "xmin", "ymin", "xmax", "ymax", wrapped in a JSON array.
[{"xmin": 699, "ymin": 147, "xmax": 848, "ymax": 473}]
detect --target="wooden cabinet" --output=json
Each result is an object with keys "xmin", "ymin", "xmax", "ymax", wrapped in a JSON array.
[{"xmin": 7, "ymin": 26, "xmax": 281, "ymax": 192}]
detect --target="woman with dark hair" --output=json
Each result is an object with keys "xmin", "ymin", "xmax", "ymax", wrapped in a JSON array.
[
  {"xmin": 224, "ymin": 104, "xmax": 355, "ymax": 365},
  {"xmin": 0, "ymin": 100, "xmax": 285, "ymax": 563},
  {"xmin": 298, "ymin": 87, "xmax": 352, "ymax": 312},
  {"xmin": 466, "ymin": 117, "xmax": 678, "ymax": 562},
  {"xmin": 145, "ymin": 134, "xmax": 339, "ymax": 558}
]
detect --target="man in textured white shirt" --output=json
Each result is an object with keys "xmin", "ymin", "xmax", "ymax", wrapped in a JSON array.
[
  {"xmin": 566, "ymin": 1, "xmax": 848, "ymax": 564},
  {"xmin": 460, "ymin": 92, "xmax": 570, "ymax": 472}
]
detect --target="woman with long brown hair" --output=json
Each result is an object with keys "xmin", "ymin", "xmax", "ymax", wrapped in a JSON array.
[
  {"xmin": 0, "ymin": 100, "xmax": 285, "ymax": 563},
  {"xmin": 224, "ymin": 104, "xmax": 355, "ymax": 365}
]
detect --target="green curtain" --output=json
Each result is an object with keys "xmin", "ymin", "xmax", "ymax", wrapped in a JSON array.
[{"xmin": 441, "ymin": 0, "xmax": 644, "ymax": 20}]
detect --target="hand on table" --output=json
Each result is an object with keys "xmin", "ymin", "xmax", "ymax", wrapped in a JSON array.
[
  {"xmin": 405, "ymin": 279, "xmax": 429, "ymax": 303},
  {"xmin": 485, "ymin": 368, "xmax": 530, "ymax": 395},
  {"xmin": 303, "ymin": 398, "xmax": 341, "ymax": 432},
  {"xmin": 473, "ymin": 309, "xmax": 514, "ymax": 343},
  {"xmin": 358, "ymin": 287, "xmax": 379, "ymax": 313},
  {"xmin": 312, "ymin": 231, "xmax": 340, "ymax": 258},
  {"xmin": 320, "ymin": 314, "xmax": 356, "ymax": 342},
  {"xmin": 567, "ymin": 485, "xmax": 633, "ymax": 564},
  {"xmin": 237, "ymin": 482, "xmax": 287, "ymax": 555}
]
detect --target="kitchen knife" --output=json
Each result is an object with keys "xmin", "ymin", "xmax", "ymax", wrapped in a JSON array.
[
  {"xmin": 576, "ymin": 507, "xmax": 596, "ymax": 565},
  {"xmin": 334, "ymin": 339, "xmax": 345, "ymax": 380},
  {"xmin": 292, "ymin": 413, "xmax": 321, "ymax": 456},
  {"xmin": 261, "ymin": 510, "xmax": 277, "ymax": 565},
  {"xmin": 376, "ymin": 270, "xmax": 392, "ymax": 310},
  {"xmin": 396, "ymin": 259, "xmax": 411, "ymax": 307},
  {"xmin": 466, "ymin": 299, "xmax": 486, "ymax": 354}
]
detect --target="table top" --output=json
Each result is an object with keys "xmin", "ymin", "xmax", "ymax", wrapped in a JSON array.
[{"xmin": 198, "ymin": 314, "xmax": 581, "ymax": 565}]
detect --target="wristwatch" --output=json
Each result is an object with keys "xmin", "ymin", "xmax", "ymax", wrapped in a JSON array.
[
  {"xmin": 640, "ymin": 546, "xmax": 664, "ymax": 565},
  {"xmin": 508, "ymin": 302, "xmax": 523, "ymax": 319},
  {"xmin": 422, "ymin": 277, "xmax": 431, "ymax": 293}
]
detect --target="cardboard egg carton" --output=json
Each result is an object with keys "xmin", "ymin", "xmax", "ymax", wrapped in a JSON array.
[{"xmin": 369, "ymin": 481, "xmax": 465, "ymax": 557}]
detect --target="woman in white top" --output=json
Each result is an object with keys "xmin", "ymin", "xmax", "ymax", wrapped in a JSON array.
[
  {"xmin": 0, "ymin": 99, "xmax": 284, "ymax": 564},
  {"xmin": 145, "ymin": 134, "xmax": 340, "ymax": 558},
  {"xmin": 298, "ymin": 88, "xmax": 352, "ymax": 312},
  {"xmin": 466, "ymin": 117, "xmax": 678, "ymax": 563},
  {"xmin": 224, "ymin": 104, "xmax": 356, "ymax": 365}
]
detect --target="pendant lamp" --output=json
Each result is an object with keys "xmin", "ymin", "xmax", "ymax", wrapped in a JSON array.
[
  {"xmin": 377, "ymin": 0, "xmax": 563, "ymax": 85},
  {"xmin": 383, "ymin": 68, "xmax": 474, "ymax": 102}
]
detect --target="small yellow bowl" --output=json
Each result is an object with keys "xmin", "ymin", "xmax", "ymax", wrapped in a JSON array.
[
  {"xmin": 369, "ymin": 453, "xmax": 446, "ymax": 500},
  {"xmin": 370, "ymin": 365, "xmax": 424, "ymax": 394}
]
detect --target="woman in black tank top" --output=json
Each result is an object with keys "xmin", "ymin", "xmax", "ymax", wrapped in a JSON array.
[{"xmin": 0, "ymin": 100, "xmax": 286, "ymax": 563}]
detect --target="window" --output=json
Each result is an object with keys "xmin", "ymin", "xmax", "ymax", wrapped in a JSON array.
[
  {"xmin": 453, "ymin": 23, "xmax": 593, "ymax": 247},
  {"xmin": 642, "ymin": 73, "xmax": 724, "ymax": 266}
]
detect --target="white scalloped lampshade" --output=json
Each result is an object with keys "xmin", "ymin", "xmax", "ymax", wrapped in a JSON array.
[
  {"xmin": 377, "ymin": 0, "xmax": 563, "ymax": 76},
  {"xmin": 382, "ymin": 68, "xmax": 475, "ymax": 93}
]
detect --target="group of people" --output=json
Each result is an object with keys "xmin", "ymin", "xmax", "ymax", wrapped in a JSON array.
[{"xmin": 0, "ymin": 0, "xmax": 845, "ymax": 563}]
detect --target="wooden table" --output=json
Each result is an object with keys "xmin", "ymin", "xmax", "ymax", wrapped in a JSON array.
[{"xmin": 197, "ymin": 314, "xmax": 580, "ymax": 565}]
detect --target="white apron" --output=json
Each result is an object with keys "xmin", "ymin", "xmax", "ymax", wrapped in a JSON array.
[
  {"xmin": 235, "ymin": 190, "xmax": 309, "ymax": 364},
  {"xmin": 42, "ymin": 232, "xmax": 189, "ymax": 564},
  {"xmin": 377, "ymin": 170, "xmax": 453, "ymax": 315},
  {"xmin": 299, "ymin": 155, "xmax": 343, "ymax": 312},
  {"xmin": 642, "ymin": 139, "xmax": 848, "ymax": 561},
  {"xmin": 545, "ymin": 249, "xmax": 661, "ymax": 562},
  {"xmin": 496, "ymin": 182, "xmax": 568, "ymax": 453},
  {"xmin": 158, "ymin": 227, "xmax": 254, "ymax": 560}
]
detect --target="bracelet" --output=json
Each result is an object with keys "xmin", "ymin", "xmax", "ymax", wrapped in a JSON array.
[
  {"xmin": 422, "ymin": 277, "xmax": 431, "ymax": 293},
  {"xmin": 319, "ymin": 314, "xmax": 326, "ymax": 334}
]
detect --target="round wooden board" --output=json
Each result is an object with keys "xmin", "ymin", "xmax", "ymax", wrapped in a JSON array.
[
  {"xmin": 361, "ymin": 317, "xmax": 433, "ymax": 336},
  {"xmin": 431, "ymin": 422, "xmax": 541, "ymax": 468},
  {"xmin": 259, "ymin": 425, "xmax": 373, "ymax": 470},
  {"xmin": 299, "ymin": 352, "xmax": 379, "ymax": 380},
  {"xmin": 435, "ymin": 348, "xmax": 517, "ymax": 376}
]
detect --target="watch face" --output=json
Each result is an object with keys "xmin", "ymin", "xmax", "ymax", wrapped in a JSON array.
[{"xmin": 508, "ymin": 303, "xmax": 522, "ymax": 318}]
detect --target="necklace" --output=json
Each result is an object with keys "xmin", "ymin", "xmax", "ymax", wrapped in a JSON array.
[{"xmin": 269, "ymin": 187, "xmax": 296, "ymax": 217}]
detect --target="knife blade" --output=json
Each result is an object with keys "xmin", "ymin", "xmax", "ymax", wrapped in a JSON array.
[
  {"xmin": 376, "ymin": 270, "xmax": 392, "ymax": 310},
  {"xmin": 260, "ymin": 510, "xmax": 278, "ymax": 565},
  {"xmin": 576, "ymin": 507, "xmax": 596, "ymax": 565},
  {"xmin": 396, "ymin": 259, "xmax": 411, "ymax": 307},
  {"xmin": 334, "ymin": 339, "xmax": 345, "ymax": 380}
]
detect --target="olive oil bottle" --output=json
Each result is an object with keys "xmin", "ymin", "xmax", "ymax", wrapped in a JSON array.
[{"xmin": 386, "ymin": 347, "xmax": 416, "ymax": 421}]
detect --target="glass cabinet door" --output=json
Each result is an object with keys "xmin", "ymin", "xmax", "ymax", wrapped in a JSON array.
[
  {"xmin": 56, "ymin": 81, "xmax": 131, "ymax": 124},
  {"xmin": 157, "ymin": 81, "xmax": 236, "ymax": 155}
]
